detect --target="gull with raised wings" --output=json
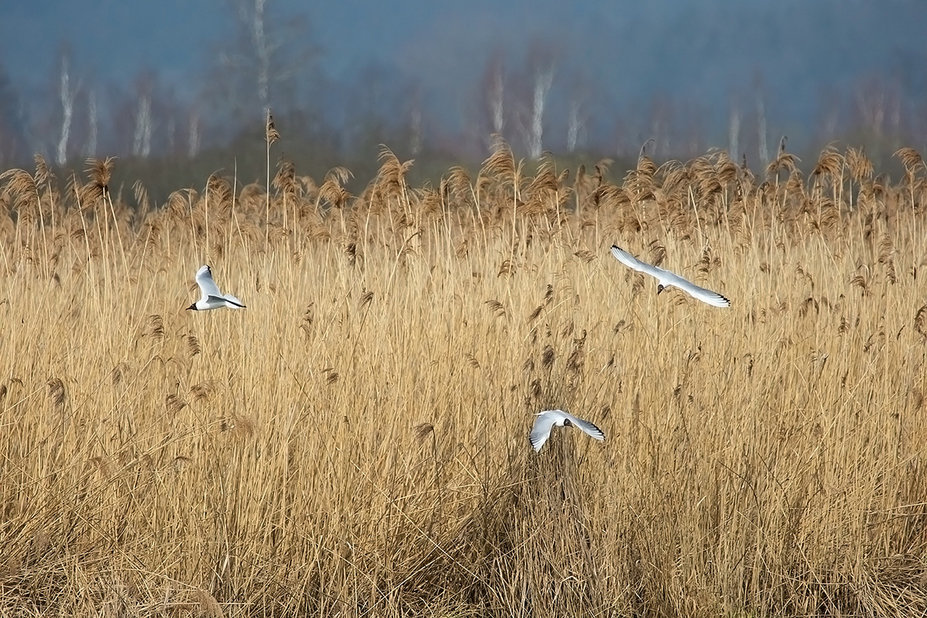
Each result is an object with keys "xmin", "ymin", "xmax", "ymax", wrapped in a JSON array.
[
  {"xmin": 186, "ymin": 265, "xmax": 246, "ymax": 311},
  {"xmin": 530, "ymin": 409, "xmax": 606, "ymax": 452}
]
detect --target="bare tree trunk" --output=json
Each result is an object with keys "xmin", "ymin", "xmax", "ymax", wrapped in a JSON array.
[
  {"xmin": 526, "ymin": 65, "xmax": 553, "ymax": 159},
  {"xmin": 56, "ymin": 54, "xmax": 76, "ymax": 166},
  {"xmin": 756, "ymin": 95, "xmax": 768, "ymax": 168},
  {"xmin": 87, "ymin": 90, "xmax": 97, "ymax": 156},
  {"xmin": 167, "ymin": 117, "xmax": 176, "ymax": 153},
  {"xmin": 651, "ymin": 117, "xmax": 668, "ymax": 159},
  {"xmin": 409, "ymin": 105, "xmax": 423, "ymax": 156},
  {"xmin": 133, "ymin": 93, "xmax": 152, "ymax": 157},
  {"xmin": 566, "ymin": 98, "xmax": 585, "ymax": 153},
  {"xmin": 488, "ymin": 60, "xmax": 504, "ymax": 135},
  {"xmin": 728, "ymin": 104, "xmax": 740, "ymax": 163},
  {"xmin": 188, "ymin": 109, "xmax": 201, "ymax": 158},
  {"xmin": 245, "ymin": 0, "xmax": 271, "ymax": 118}
]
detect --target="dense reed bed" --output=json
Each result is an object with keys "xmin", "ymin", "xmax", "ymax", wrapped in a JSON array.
[{"xmin": 1, "ymin": 141, "xmax": 927, "ymax": 616}]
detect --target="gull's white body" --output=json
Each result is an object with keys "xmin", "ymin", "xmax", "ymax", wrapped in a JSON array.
[
  {"xmin": 530, "ymin": 409, "xmax": 605, "ymax": 452},
  {"xmin": 187, "ymin": 265, "xmax": 246, "ymax": 311},
  {"xmin": 610, "ymin": 245, "xmax": 730, "ymax": 308}
]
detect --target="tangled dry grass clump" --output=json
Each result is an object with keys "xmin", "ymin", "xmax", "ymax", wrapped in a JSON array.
[{"xmin": 1, "ymin": 142, "xmax": 927, "ymax": 616}]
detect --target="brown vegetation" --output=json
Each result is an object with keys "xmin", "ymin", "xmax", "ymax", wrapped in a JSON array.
[{"xmin": 1, "ymin": 142, "xmax": 927, "ymax": 616}]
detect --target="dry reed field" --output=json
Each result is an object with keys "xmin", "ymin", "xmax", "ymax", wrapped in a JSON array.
[{"xmin": 2, "ymin": 140, "xmax": 927, "ymax": 617}]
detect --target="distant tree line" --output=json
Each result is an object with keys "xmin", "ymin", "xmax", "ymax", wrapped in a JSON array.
[{"xmin": 0, "ymin": 0, "xmax": 924, "ymax": 189}]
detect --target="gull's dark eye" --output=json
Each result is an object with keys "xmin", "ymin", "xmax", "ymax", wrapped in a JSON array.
[{"xmin": 563, "ymin": 419, "xmax": 572, "ymax": 427}]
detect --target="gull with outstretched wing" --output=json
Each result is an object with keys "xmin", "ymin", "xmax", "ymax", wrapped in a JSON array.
[{"xmin": 610, "ymin": 245, "xmax": 730, "ymax": 308}]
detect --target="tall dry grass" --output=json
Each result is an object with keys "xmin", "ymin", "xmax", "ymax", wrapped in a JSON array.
[{"xmin": 1, "ymin": 143, "xmax": 927, "ymax": 616}]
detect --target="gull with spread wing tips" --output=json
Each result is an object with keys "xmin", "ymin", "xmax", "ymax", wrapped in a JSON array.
[
  {"xmin": 186, "ymin": 265, "xmax": 246, "ymax": 311},
  {"xmin": 610, "ymin": 245, "xmax": 730, "ymax": 308},
  {"xmin": 530, "ymin": 409, "xmax": 606, "ymax": 452}
]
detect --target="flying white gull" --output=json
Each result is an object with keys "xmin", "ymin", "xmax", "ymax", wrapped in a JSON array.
[
  {"xmin": 610, "ymin": 245, "xmax": 730, "ymax": 308},
  {"xmin": 530, "ymin": 409, "xmax": 605, "ymax": 452},
  {"xmin": 186, "ymin": 264, "xmax": 246, "ymax": 311}
]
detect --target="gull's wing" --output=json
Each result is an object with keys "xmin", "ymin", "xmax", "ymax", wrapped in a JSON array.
[
  {"xmin": 562, "ymin": 411, "xmax": 606, "ymax": 442},
  {"xmin": 219, "ymin": 294, "xmax": 246, "ymax": 309},
  {"xmin": 529, "ymin": 410, "xmax": 564, "ymax": 452},
  {"xmin": 671, "ymin": 280, "xmax": 731, "ymax": 307},
  {"xmin": 657, "ymin": 268, "xmax": 731, "ymax": 307},
  {"xmin": 194, "ymin": 265, "xmax": 222, "ymax": 298},
  {"xmin": 610, "ymin": 246, "xmax": 669, "ymax": 280}
]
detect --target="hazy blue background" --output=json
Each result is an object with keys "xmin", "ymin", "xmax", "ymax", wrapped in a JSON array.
[{"xmin": 0, "ymin": 0, "xmax": 924, "ymax": 190}]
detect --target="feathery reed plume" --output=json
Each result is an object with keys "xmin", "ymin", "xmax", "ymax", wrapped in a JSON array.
[
  {"xmin": 0, "ymin": 168, "xmax": 40, "ymax": 256},
  {"xmin": 273, "ymin": 159, "xmax": 298, "ymax": 199},
  {"xmin": 766, "ymin": 146, "xmax": 799, "ymax": 179},
  {"xmin": 812, "ymin": 146, "xmax": 844, "ymax": 186},
  {"xmin": 85, "ymin": 156, "xmax": 115, "ymax": 196},
  {"xmin": 317, "ymin": 167, "xmax": 353, "ymax": 212},
  {"xmin": 648, "ymin": 240, "xmax": 666, "ymax": 267},
  {"xmin": 892, "ymin": 147, "xmax": 924, "ymax": 280},
  {"xmin": 715, "ymin": 150, "xmax": 738, "ymax": 188},
  {"xmin": 374, "ymin": 146, "xmax": 414, "ymax": 222},
  {"xmin": 31, "ymin": 155, "xmax": 55, "ymax": 258},
  {"xmin": 111, "ymin": 362, "xmax": 129, "ymax": 387},
  {"xmin": 443, "ymin": 166, "xmax": 473, "ymax": 209},
  {"xmin": 190, "ymin": 380, "xmax": 218, "ymax": 403},
  {"xmin": 799, "ymin": 297, "xmax": 819, "ymax": 318},
  {"xmin": 810, "ymin": 145, "xmax": 846, "ymax": 216},
  {"xmin": 1, "ymin": 169, "xmax": 38, "ymax": 209},
  {"xmin": 144, "ymin": 314, "xmax": 164, "ymax": 340},
  {"xmin": 523, "ymin": 153, "xmax": 569, "ymax": 222},
  {"xmin": 165, "ymin": 393, "xmax": 187, "ymax": 413},
  {"xmin": 894, "ymin": 147, "xmax": 925, "ymax": 177},
  {"xmin": 265, "ymin": 112, "xmax": 279, "ymax": 146},
  {"xmin": 621, "ymin": 143, "xmax": 658, "ymax": 208},
  {"xmin": 33, "ymin": 155, "xmax": 49, "ymax": 189},
  {"xmin": 186, "ymin": 334, "xmax": 201, "ymax": 358},
  {"xmin": 785, "ymin": 169, "xmax": 805, "ymax": 198},
  {"xmin": 639, "ymin": 137, "xmax": 655, "ymax": 160},
  {"xmin": 485, "ymin": 299, "xmax": 506, "ymax": 318},
  {"xmin": 85, "ymin": 156, "xmax": 126, "ymax": 270},
  {"xmin": 482, "ymin": 134, "xmax": 516, "ymax": 185},
  {"xmin": 850, "ymin": 265, "xmax": 871, "ymax": 295},
  {"xmin": 878, "ymin": 226, "xmax": 897, "ymax": 285},
  {"xmin": 265, "ymin": 109, "xmax": 280, "ymax": 243},
  {"xmin": 413, "ymin": 422, "xmax": 434, "ymax": 442},
  {"xmin": 915, "ymin": 305, "xmax": 927, "ymax": 339},
  {"xmin": 527, "ymin": 304, "xmax": 544, "ymax": 322},
  {"xmin": 566, "ymin": 329, "xmax": 586, "ymax": 376},
  {"xmin": 132, "ymin": 180, "xmax": 150, "ymax": 214},
  {"xmin": 696, "ymin": 244, "xmax": 714, "ymax": 276},
  {"xmin": 525, "ymin": 153, "xmax": 561, "ymax": 197},
  {"xmin": 846, "ymin": 147, "xmax": 873, "ymax": 185},
  {"xmin": 273, "ymin": 158, "xmax": 301, "ymax": 231},
  {"xmin": 574, "ymin": 160, "xmax": 611, "ymax": 215},
  {"xmin": 541, "ymin": 344, "xmax": 555, "ymax": 369},
  {"xmin": 497, "ymin": 258, "xmax": 516, "ymax": 277},
  {"xmin": 47, "ymin": 378, "xmax": 67, "ymax": 410}
]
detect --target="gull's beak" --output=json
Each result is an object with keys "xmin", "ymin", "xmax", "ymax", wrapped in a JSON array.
[{"xmin": 186, "ymin": 303, "xmax": 196, "ymax": 311}]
